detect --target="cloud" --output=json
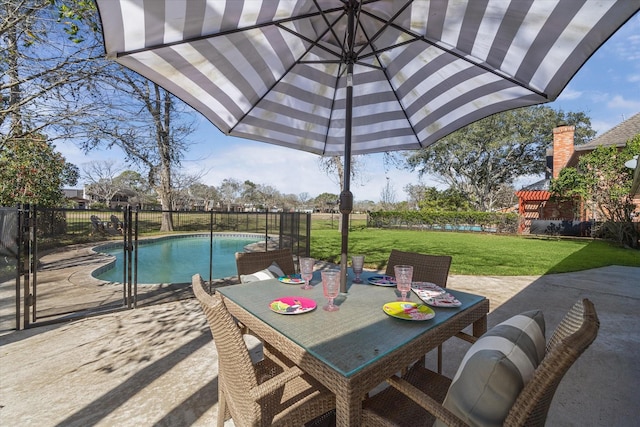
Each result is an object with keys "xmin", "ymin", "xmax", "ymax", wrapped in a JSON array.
[
  {"xmin": 606, "ymin": 95, "xmax": 640, "ymax": 110},
  {"xmin": 557, "ymin": 87, "xmax": 582, "ymax": 101},
  {"xmin": 591, "ymin": 119, "xmax": 616, "ymax": 135},
  {"xmin": 612, "ymin": 36, "xmax": 640, "ymax": 62},
  {"xmin": 607, "ymin": 15, "xmax": 640, "ymax": 61},
  {"xmin": 628, "ymin": 74, "xmax": 640, "ymax": 83}
]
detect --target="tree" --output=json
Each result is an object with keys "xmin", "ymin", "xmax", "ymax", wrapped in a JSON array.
[
  {"xmin": 313, "ymin": 193, "xmax": 339, "ymax": 212},
  {"xmin": 241, "ymin": 180, "xmax": 263, "ymax": 210},
  {"xmin": 3, "ymin": 2, "xmax": 199, "ymax": 230},
  {"xmin": 492, "ymin": 183, "xmax": 519, "ymax": 211},
  {"xmin": 241, "ymin": 181, "xmax": 283, "ymax": 211},
  {"xmin": 318, "ymin": 155, "xmax": 366, "ymax": 193},
  {"xmin": 406, "ymin": 106, "xmax": 595, "ymax": 211},
  {"xmin": 83, "ymin": 163, "xmax": 158, "ymax": 209},
  {"xmin": 218, "ymin": 178, "xmax": 242, "ymax": 211},
  {"xmin": 171, "ymin": 172, "xmax": 203, "ymax": 210},
  {"xmin": 281, "ymin": 193, "xmax": 301, "ymax": 211},
  {"xmin": 1, "ymin": 0, "xmax": 104, "ymax": 146},
  {"xmin": 116, "ymin": 170, "xmax": 154, "ymax": 208},
  {"xmin": 298, "ymin": 192, "xmax": 312, "ymax": 209},
  {"xmin": 189, "ymin": 183, "xmax": 220, "ymax": 211},
  {"xmin": 62, "ymin": 162, "xmax": 80, "ymax": 188},
  {"xmin": 354, "ymin": 199, "xmax": 376, "ymax": 213},
  {"xmin": 77, "ymin": 67, "xmax": 196, "ymax": 231},
  {"xmin": 416, "ymin": 187, "xmax": 472, "ymax": 211},
  {"xmin": 82, "ymin": 160, "xmax": 124, "ymax": 206},
  {"xmin": 550, "ymin": 135, "xmax": 640, "ymax": 247},
  {"xmin": 0, "ymin": 136, "xmax": 78, "ymax": 206},
  {"xmin": 380, "ymin": 178, "xmax": 397, "ymax": 210},
  {"xmin": 256, "ymin": 184, "xmax": 281, "ymax": 211},
  {"xmin": 404, "ymin": 184, "xmax": 430, "ymax": 210}
]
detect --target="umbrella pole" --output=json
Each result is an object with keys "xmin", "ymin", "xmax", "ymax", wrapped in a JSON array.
[
  {"xmin": 339, "ymin": 77, "xmax": 353, "ymax": 293},
  {"xmin": 340, "ymin": 76, "xmax": 353, "ymax": 293},
  {"xmin": 339, "ymin": 2, "xmax": 356, "ymax": 294},
  {"xmin": 340, "ymin": 187, "xmax": 352, "ymax": 293}
]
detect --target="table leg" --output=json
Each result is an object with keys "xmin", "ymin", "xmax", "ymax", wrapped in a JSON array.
[
  {"xmin": 335, "ymin": 389, "xmax": 363, "ymax": 427},
  {"xmin": 473, "ymin": 314, "xmax": 487, "ymax": 338}
]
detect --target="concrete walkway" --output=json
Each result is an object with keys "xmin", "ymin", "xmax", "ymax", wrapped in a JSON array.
[{"xmin": 1, "ymin": 265, "xmax": 639, "ymax": 426}]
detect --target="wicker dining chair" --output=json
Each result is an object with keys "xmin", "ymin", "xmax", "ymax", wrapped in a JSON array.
[
  {"xmin": 235, "ymin": 248, "xmax": 297, "ymax": 278},
  {"xmin": 362, "ymin": 298, "xmax": 600, "ymax": 427},
  {"xmin": 192, "ymin": 274, "xmax": 335, "ymax": 427},
  {"xmin": 385, "ymin": 249, "xmax": 453, "ymax": 372},
  {"xmin": 385, "ymin": 249, "xmax": 452, "ymax": 288}
]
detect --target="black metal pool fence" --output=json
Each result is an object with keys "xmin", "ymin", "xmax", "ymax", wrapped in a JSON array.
[{"xmin": 0, "ymin": 206, "xmax": 310, "ymax": 331}]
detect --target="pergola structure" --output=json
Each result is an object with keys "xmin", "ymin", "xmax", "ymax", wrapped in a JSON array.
[{"xmin": 515, "ymin": 189, "xmax": 551, "ymax": 234}]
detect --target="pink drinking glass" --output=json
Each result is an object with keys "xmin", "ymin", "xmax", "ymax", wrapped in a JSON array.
[
  {"xmin": 351, "ymin": 255, "xmax": 364, "ymax": 283},
  {"xmin": 321, "ymin": 269, "xmax": 340, "ymax": 311},
  {"xmin": 394, "ymin": 265, "xmax": 413, "ymax": 301},
  {"xmin": 299, "ymin": 257, "xmax": 315, "ymax": 290}
]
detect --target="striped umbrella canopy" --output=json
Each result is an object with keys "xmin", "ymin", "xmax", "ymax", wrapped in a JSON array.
[{"xmin": 96, "ymin": 0, "xmax": 638, "ymax": 290}]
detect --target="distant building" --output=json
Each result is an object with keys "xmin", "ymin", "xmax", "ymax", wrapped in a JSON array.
[
  {"xmin": 82, "ymin": 188, "xmax": 136, "ymax": 209},
  {"xmin": 62, "ymin": 189, "xmax": 89, "ymax": 209}
]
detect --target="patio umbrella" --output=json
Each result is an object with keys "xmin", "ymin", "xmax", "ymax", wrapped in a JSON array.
[{"xmin": 96, "ymin": 0, "xmax": 638, "ymax": 292}]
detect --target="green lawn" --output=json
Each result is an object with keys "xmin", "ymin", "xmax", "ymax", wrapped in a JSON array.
[{"xmin": 310, "ymin": 228, "xmax": 640, "ymax": 276}]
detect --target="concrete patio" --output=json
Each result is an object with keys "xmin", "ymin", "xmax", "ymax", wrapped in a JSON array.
[{"xmin": 1, "ymin": 265, "xmax": 639, "ymax": 426}]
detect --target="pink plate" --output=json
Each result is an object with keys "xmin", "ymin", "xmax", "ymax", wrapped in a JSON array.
[{"xmin": 269, "ymin": 296, "xmax": 316, "ymax": 314}]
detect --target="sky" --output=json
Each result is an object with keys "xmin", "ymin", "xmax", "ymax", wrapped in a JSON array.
[{"xmin": 57, "ymin": 14, "xmax": 640, "ymax": 203}]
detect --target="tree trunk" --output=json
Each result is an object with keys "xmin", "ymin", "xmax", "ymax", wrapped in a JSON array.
[
  {"xmin": 159, "ymin": 172, "xmax": 173, "ymax": 232},
  {"xmin": 6, "ymin": 15, "xmax": 23, "ymax": 137},
  {"xmin": 157, "ymin": 88, "xmax": 174, "ymax": 232}
]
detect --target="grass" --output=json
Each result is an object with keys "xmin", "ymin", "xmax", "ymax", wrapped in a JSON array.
[{"xmin": 310, "ymin": 228, "xmax": 640, "ymax": 276}]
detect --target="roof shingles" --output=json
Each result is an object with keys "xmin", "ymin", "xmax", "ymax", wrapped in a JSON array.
[{"xmin": 575, "ymin": 112, "xmax": 640, "ymax": 151}]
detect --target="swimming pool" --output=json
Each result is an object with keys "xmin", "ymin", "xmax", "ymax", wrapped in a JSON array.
[{"xmin": 93, "ymin": 234, "xmax": 262, "ymax": 284}]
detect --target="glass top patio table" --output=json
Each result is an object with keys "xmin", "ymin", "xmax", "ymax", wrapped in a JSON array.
[
  {"xmin": 217, "ymin": 270, "xmax": 488, "ymax": 426},
  {"xmin": 218, "ymin": 271, "xmax": 486, "ymax": 377}
]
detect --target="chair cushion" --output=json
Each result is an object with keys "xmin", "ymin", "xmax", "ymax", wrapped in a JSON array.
[
  {"xmin": 436, "ymin": 310, "xmax": 546, "ymax": 427},
  {"xmin": 240, "ymin": 262, "xmax": 285, "ymax": 283}
]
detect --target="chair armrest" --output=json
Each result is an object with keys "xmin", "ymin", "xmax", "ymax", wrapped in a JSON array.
[
  {"xmin": 386, "ymin": 375, "xmax": 469, "ymax": 427},
  {"xmin": 455, "ymin": 331, "xmax": 478, "ymax": 344},
  {"xmin": 250, "ymin": 365, "xmax": 304, "ymax": 400}
]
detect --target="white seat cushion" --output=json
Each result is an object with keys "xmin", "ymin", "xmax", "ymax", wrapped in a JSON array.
[
  {"xmin": 239, "ymin": 261, "xmax": 285, "ymax": 283},
  {"xmin": 436, "ymin": 310, "xmax": 546, "ymax": 427}
]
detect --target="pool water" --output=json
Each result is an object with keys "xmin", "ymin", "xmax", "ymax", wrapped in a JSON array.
[{"xmin": 94, "ymin": 235, "xmax": 260, "ymax": 284}]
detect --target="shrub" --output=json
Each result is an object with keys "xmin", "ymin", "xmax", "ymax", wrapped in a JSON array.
[{"xmin": 368, "ymin": 210, "xmax": 518, "ymax": 233}]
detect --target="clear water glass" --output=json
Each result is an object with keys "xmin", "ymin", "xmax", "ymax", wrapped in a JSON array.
[
  {"xmin": 351, "ymin": 255, "xmax": 364, "ymax": 283},
  {"xmin": 299, "ymin": 257, "xmax": 315, "ymax": 290},
  {"xmin": 394, "ymin": 265, "xmax": 413, "ymax": 301},
  {"xmin": 321, "ymin": 269, "xmax": 340, "ymax": 311}
]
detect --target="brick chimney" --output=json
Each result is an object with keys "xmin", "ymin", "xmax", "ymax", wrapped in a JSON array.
[{"xmin": 552, "ymin": 124, "xmax": 575, "ymax": 178}]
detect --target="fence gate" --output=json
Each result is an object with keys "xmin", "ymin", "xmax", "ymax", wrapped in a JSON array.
[
  {"xmin": 25, "ymin": 206, "xmax": 137, "ymax": 328},
  {"xmin": 0, "ymin": 207, "xmax": 21, "ymax": 332}
]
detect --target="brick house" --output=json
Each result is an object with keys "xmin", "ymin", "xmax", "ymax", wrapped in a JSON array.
[{"xmin": 516, "ymin": 113, "xmax": 640, "ymax": 234}]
